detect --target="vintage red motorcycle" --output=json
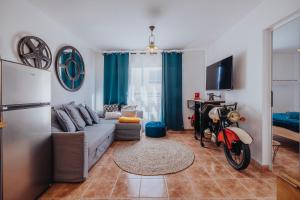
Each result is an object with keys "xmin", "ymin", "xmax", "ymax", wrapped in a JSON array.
[{"xmin": 198, "ymin": 103, "xmax": 253, "ymax": 170}]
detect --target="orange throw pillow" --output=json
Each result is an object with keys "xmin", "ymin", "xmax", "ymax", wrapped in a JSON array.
[{"xmin": 118, "ymin": 117, "xmax": 141, "ymax": 123}]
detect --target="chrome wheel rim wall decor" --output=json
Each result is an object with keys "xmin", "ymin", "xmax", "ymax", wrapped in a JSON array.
[
  {"xmin": 17, "ymin": 36, "xmax": 52, "ymax": 70},
  {"xmin": 55, "ymin": 46, "xmax": 85, "ymax": 91}
]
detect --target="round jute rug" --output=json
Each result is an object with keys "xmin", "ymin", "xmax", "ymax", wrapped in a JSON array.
[{"xmin": 113, "ymin": 138, "xmax": 194, "ymax": 175}]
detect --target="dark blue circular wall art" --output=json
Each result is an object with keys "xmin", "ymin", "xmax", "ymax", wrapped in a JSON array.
[{"xmin": 55, "ymin": 46, "xmax": 85, "ymax": 91}]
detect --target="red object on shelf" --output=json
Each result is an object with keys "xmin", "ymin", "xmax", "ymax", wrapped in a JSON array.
[{"xmin": 194, "ymin": 92, "xmax": 200, "ymax": 100}]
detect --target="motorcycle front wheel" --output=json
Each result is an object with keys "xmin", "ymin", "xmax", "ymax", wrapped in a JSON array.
[{"xmin": 223, "ymin": 142, "xmax": 251, "ymax": 170}]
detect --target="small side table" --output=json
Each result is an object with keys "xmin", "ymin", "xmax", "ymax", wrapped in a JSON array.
[{"xmin": 272, "ymin": 139, "xmax": 281, "ymax": 162}]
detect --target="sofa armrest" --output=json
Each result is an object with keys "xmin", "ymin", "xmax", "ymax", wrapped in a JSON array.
[{"xmin": 52, "ymin": 131, "xmax": 88, "ymax": 182}]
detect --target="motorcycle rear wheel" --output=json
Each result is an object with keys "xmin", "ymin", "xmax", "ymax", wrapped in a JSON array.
[{"xmin": 223, "ymin": 142, "xmax": 251, "ymax": 170}]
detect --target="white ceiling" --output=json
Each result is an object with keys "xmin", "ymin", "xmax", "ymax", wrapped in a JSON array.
[
  {"xmin": 273, "ymin": 17, "xmax": 300, "ymax": 52},
  {"xmin": 29, "ymin": 0, "xmax": 264, "ymax": 51}
]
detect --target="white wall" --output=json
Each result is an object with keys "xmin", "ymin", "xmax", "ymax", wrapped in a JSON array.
[
  {"xmin": 272, "ymin": 52, "xmax": 299, "ymax": 113},
  {"xmin": 202, "ymin": 0, "xmax": 300, "ymax": 165},
  {"xmin": 0, "ymin": 0, "xmax": 98, "ymax": 107},
  {"xmin": 182, "ymin": 50, "xmax": 206, "ymax": 129},
  {"xmin": 95, "ymin": 54, "xmax": 104, "ymax": 111}
]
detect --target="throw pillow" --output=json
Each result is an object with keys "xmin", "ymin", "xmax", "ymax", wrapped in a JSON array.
[
  {"xmin": 51, "ymin": 108, "xmax": 64, "ymax": 132},
  {"xmin": 85, "ymin": 105, "xmax": 100, "ymax": 124},
  {"xmin": 63, "ymin": 104, "xmax": 86, "ymax": 131},
  {"xmin": 105, "ymin": 111, "xmax": 122, "ymax": 119},
  {"xmin": 121, "ymin": 110, "xmax": 137, "ymax": 118},
  {"xmin": 78, "ymin": 104, "xmax": 93, "ymax": 125},
  {"xmin": 55, "ymin": 109, "xmax": 76, "ymax": 132},
  {"xmin": 119, "ymin": 116, "xmax": 141, "ymax": 123},
  {"xmin": 122, "ymin": 105, "xmax": 138, "ymax": 110},
  {"xmin": 121, "ymin": 104, "xmax": 138, "ymax": 117},
  {"xmin": 103, "ymin": 104, "xmax": 119, "ymax": 112}
]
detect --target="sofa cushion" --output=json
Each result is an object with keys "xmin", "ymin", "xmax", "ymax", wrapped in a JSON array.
[
  {"xmin": 55, "ymin": 109, "xmax": 76, "ymax": 132},
  {"xmin": 116, "ymin": 122, "xmax": 141, "ymax": 130},
  {"xmin": 85, "ymin": 105, "xmax": 100, "ymax": 124},
  {"xmin": 78, "ymin": 104, "xmax": 93, "ymax": 125},
  {"xmin": 64, "ymin": 104, "xmax": 86, "ymax": 131},
  {"xmin": 84, "ymin": 124, "xmax": 115, "ymax": 154},
  {"xmin": 99, "ymin": 118, "xmax": 118, "ymax": 124}
]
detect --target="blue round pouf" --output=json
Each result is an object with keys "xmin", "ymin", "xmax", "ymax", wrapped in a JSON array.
[{"xmin": 145, "ymin": 121, "xmax": 166, "ymax": 138}]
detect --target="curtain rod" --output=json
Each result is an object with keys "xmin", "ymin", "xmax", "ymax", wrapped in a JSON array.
[
  {"xmin": 102, "ymin": 49, "xmax": 184, "ymax": 55},
  {"xmin": 101, "ymin": 48, "xmax": 204, "ymax": 55}
]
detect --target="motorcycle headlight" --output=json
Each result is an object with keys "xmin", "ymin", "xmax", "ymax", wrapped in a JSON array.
[{"xmin": 227, "ymin": 111, "xmax": 240, "ymax": 123}]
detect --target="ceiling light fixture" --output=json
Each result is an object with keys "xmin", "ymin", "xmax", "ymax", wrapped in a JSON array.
[
  {"xmin": 297, "ymin": 48, "xmax": 300, "ymax": 52},
  {"xmin": 147, "ymin": 25, "xmax": 158, "ymax": 53}
]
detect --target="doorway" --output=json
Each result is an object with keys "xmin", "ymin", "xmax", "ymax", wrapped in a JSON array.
[{"xmin": 271, "ymin": 16, "xmax": 300, "ymax": 175}]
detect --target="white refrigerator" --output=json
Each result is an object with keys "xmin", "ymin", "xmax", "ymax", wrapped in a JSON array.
[{"xmin": 0, "ymin": 60, "xmax": 52, "ymax": 200}]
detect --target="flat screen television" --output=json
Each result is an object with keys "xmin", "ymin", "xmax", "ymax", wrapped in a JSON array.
[{"xmin": 206, "ymin": 56, "xmax": 233, "ymax": 90}]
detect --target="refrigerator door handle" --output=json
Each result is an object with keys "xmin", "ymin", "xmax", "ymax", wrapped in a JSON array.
[
  {"xmin": 1, "ymin": 106, "xmax": 8, "ymax": 111},
  {"xmin": 0, "ymin": 102, "xmax": 50, "ymax": 112}
]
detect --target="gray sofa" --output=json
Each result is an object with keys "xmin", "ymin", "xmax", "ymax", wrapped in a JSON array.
[{"xmin": 51, "ymin": 105, "xmax": 142, "ymax": 183}]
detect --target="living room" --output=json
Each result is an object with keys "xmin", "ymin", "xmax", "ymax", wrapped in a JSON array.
[{"xmin": 0, "ymin": 0, "xmax": 299, "ymax": 199}]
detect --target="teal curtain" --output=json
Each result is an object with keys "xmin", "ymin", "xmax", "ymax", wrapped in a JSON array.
[
  {"xmin": 162, "ymin": 52, "xmax": 183, "ymax": 130},
  {"xmin": 103, "ymin": 53, "xmax": 129, "ymax": 105}
]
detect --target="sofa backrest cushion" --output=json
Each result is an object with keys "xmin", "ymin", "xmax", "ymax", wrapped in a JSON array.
[
  {"xmin": 64, "ymin": 104, "xmax": 86, "ymax": 131},
  {"xmin": 55, "ymin": 109, "xmax": 76, "ymax": 132},
  {"xmin": 53, "ymin": 101, "xmax": 75, "ymax": 110},
  {"xmin": 78, "ymin": 104, "xmax": 93, "ymax": 125},
  {"xmin": 85, "ymin": 105, "xmax": 100, "ymax": 124},
  {"xmin": 51, "ymin": 109, "xmax": 64, "ymax": 132}
]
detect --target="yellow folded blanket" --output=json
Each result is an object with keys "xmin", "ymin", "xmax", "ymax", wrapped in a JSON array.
[{"xmin": 118, "ymin": 117, "xmax": 141, "ymax": 123}]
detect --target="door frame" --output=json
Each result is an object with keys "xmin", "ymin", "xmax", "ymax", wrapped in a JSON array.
[{"xmin": 262, "ymin": 11, "xmax": 300, "ymax": 170}]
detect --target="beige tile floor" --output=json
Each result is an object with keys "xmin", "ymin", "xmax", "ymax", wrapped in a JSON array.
[{"xmin": 40, "ymin": 131, "xmax": 280, "ymax": 200}]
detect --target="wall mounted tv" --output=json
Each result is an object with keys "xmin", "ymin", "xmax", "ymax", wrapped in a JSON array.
[{"xmin": 206, "ymin": 56, "xmax": 233, "ymax": 90}]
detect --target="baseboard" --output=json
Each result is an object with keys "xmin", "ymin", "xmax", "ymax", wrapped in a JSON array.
[
  {"xmin": 167, "ymin": 129, "xmax": 193, "ymax": 133},
  {"xmin": 251, "ymin": 158, "xmax": 270, "ymax": 172}
]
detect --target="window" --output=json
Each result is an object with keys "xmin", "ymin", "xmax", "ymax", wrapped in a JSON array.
[
  {"xmin": 148, "ymin": 69, "xmax": 162, "ymax": 84},
  {"xmin": 128, "ymin": 53, "xmax": 162, "ymax": 122}
]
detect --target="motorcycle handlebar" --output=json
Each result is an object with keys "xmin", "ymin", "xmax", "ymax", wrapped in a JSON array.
[{"xmin": 222, "ymin": 102, "xmax": 237, "ymax": 108}]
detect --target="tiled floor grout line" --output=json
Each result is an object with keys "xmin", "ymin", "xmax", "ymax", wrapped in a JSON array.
[
  {"xmin": 138, "ymin": 175, "xmax": 142, "ymax": 199},
  {"xmin": 235, "ymin": 178, "xmax": 258, "ymax": 198},
  {"xmin": 183, "ymin": 168, "xmax": 199, "ymax": 199},
  {"xmin": 163, "ymin": 176, "xmax": 169, "ymax": 200},
  {"xmin": 80, "ymin": 177, "xmax": 95, "ymax": 199},
  {"xmin": 109, "ymin": 169, "xmax": 121, "ymax": 199}
]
